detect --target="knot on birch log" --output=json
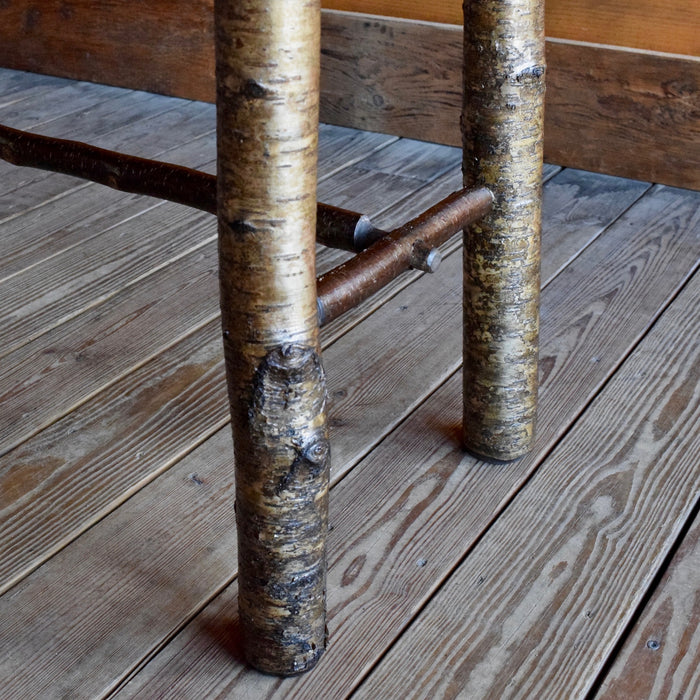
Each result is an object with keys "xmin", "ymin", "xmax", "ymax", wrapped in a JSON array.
[
  {"xmin": 224, "ymin": 219, "xmax": 257, "ymax": 237},
  {"xmin": 248, "ymin": 344, "xmax": 330, "ymax": 497},
  {"xmin": 514, "ymin": 64, "xmax": 545, "ymax": 83},
  {"xmin": 238, "ymin": 344, "xmax": 329, "ymax": 675}
]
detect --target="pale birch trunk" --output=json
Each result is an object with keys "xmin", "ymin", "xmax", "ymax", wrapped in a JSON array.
[{"xmin": 215, "ymin": 0, "xmax": 328, "ymax": 675}]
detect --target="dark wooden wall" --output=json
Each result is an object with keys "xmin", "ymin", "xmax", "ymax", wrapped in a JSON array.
[
  {"xmin": 0, "ymin": 2, "xmax": 698, "ymax": 189},
  {"xmin": 323, "ymin": 0, "xmax": 700, "ymax": 56}
]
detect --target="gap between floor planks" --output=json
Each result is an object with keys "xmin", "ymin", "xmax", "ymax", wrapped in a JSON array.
[
  {"xmin": 594, "ymin": 504, "xmax": 700, "ymax": 699},
  {"xmin": 356, "ymin": 266, "xmax": 700, "ymax": 700}
]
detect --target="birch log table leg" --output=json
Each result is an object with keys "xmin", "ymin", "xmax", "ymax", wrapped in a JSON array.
[
  {"xmin": 215, "ymin": 0, "xmax": 329, "ymax": 675},
  {"xmin": 462, "ymin": 0, "xmax": 545, "ymax": 460}
]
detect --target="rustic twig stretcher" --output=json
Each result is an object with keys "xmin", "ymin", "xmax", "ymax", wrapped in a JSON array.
[{"xmin": 0, "ymin": 0, "xmax": 544, "ymax": 676}]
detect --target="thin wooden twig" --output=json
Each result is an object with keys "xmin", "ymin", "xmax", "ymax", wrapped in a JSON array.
[{"xmin": 0, "ymin": 123, "xmax": 379, "ymax": 252}]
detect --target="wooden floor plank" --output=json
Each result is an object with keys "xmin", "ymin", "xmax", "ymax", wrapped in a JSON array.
[
  {"xmin": 0, "ymin": 201, "xmax": 215, "ymax": 359},
  {"xmin": 0, "ymin": 75, "xmax": 126, "ymax": 134},
  {"xmin": 112, "ymin": 185, "xmax": 699, "ymax": 699},
  {"xmin": 1, "ymin": 70, "xmax": 696, "ymax": 700},
  {"xmin": 537, "ymin": 168, "xmax": 650, "ymax": 280},
  {"xmin": 0, "ymin": 241, "xmax": 220, "ymax": 458},
  {"xmin": 595, "ymin": 510, "xmax": 700, "ymax": 700},
  {"xmin": 0, "ymin": 71, "xmax": 73, "ymax": 109},
  {"xmin": 348, "ymin": 139, "xmax": 460, "ymax": 181},
  {"xmin": 0, "ymin": 428, "xmax": 240, "ymax": 700},
  {"xmin": 0, "ymin": 164, "xmax": 643, "ymax": 598},
  {"xmin": 0, "ymin": 319, "xmax": 227, "ymax": 597},
  {"xmin": 356, "ymin": 271, "xmax": 700, "ymax": 700},
  {"xmin": 317, "ymin": 122, "xmax": 398, "ymax": 181}
]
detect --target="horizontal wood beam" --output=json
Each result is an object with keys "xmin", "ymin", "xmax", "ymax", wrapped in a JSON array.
[
  {"xmin": 321, "ymin": 0, "xmax": 700, "ymax": 57},
  {"xmin": 318, "ymin": 15, "xmax": 700, "ymax": 191},
  {"xmin": 0, "ymin": 124, "xmax": 381, "ymax": 252},
  {"xmin": 0, "ymin": 6, "xmax": 697, "ymax": 189}
]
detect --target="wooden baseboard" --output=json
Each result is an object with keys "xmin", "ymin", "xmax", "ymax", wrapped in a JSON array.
[
  {"xmin": 0, "ymin": 5, "xmax": 698, "ymax": 189},
  {"xmin": 319, "ymin": 14, "xmax": 700, "ymax": 190}
]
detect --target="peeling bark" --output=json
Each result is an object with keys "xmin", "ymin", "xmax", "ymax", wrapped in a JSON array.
[
  {"xmin": 462, "ymin": 0, "xmax": 545, "ymax": 460},
  {"xmin": 215, "ymin": 0, "xmax": 328, "ymax": 674}
]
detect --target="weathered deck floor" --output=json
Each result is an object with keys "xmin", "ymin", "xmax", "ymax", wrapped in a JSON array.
[{"xmin": 0, "ymin": 69, "xmax": 698, "ymax": 699}]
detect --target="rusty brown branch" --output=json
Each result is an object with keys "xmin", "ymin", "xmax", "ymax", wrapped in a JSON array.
[
  {"xmin": 0, "ymin": 123, "xmax": 377, "ymax": 252},
  {"xmin": 317, "ymin": 186, "xmax": 493, "ymax": 326}
]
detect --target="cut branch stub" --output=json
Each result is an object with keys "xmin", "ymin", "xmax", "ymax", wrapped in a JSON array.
[
  {"xmin": 216, "ymin": 0, "xmax": 328, "ymax": 675},
  {"xmin": 462, "ymin": 0, "xmax": 545, "ymax": 460}
]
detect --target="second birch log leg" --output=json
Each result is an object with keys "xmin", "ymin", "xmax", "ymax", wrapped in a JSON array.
[
  {"xmin": 216, "ymin": 0, "xmax": 329, "ymax": 675},
  {"xmin": 462, "ymin": 0, "xmax": 545, "ymax": 460}
]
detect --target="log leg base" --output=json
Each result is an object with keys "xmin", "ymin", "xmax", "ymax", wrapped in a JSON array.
[{"xmin": 461, "ymin": 0, "xmax": 545, "ymax": 462}]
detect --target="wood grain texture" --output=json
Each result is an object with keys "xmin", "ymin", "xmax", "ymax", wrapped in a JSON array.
[
  {"xmin": 538, "ymin": 169, "xmax": 650, "ymax": 282},
  {"xmin": 357, "ymin": 252, "xmax": 700, "ymax": 700},
  {"xmin": 0, "ymin": 198, "xmax": 215, "ymax": 359},
  {"xmin": 115, "ymin": 184, "xmax": 700, "ymax": 698},
  {"xmin": 543, "ymin": 0, "xmax": 700, "ymax": 56},
  {"xmin": 595, "ymin": 512, "xmax": 700, "ymax": 699},
  {"xmin": 0, "ymin": 77, "xmax": 125, "ymax": 136},
  {"xmin": 2, "ymin": 66, "xmax": 697, "ymax": 694},
  {"xmin": 1, "ymin": 8, "xmax": 696, "ymax": 187},
  {"xmin": 545, "ymin": 40, "xmax": 700, "ymax": 192},
  {"xmin": 0, "ymin": 0, "xmax": 217, "ymax": 102},
  {"xmin": 0, "ymin": 160, "xmax": 664, "ymax": 694},
  {"xmin": 0, "ymin": 241, "xmax": 223, "ymax": 458},
  {"xmin": 319, "ymin": 14, "xmax": 700, "ymax": 191},
  {"xmin": 0, "ymin": 71, "xmax": 72, "ymax": 111},
  {"xmin": 0, "ymin": 320, "xmax": 227, "ymax": 596},
  {"xmin": 0, "ymin": 427, "xmax": 241, "ymax": 700}
]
